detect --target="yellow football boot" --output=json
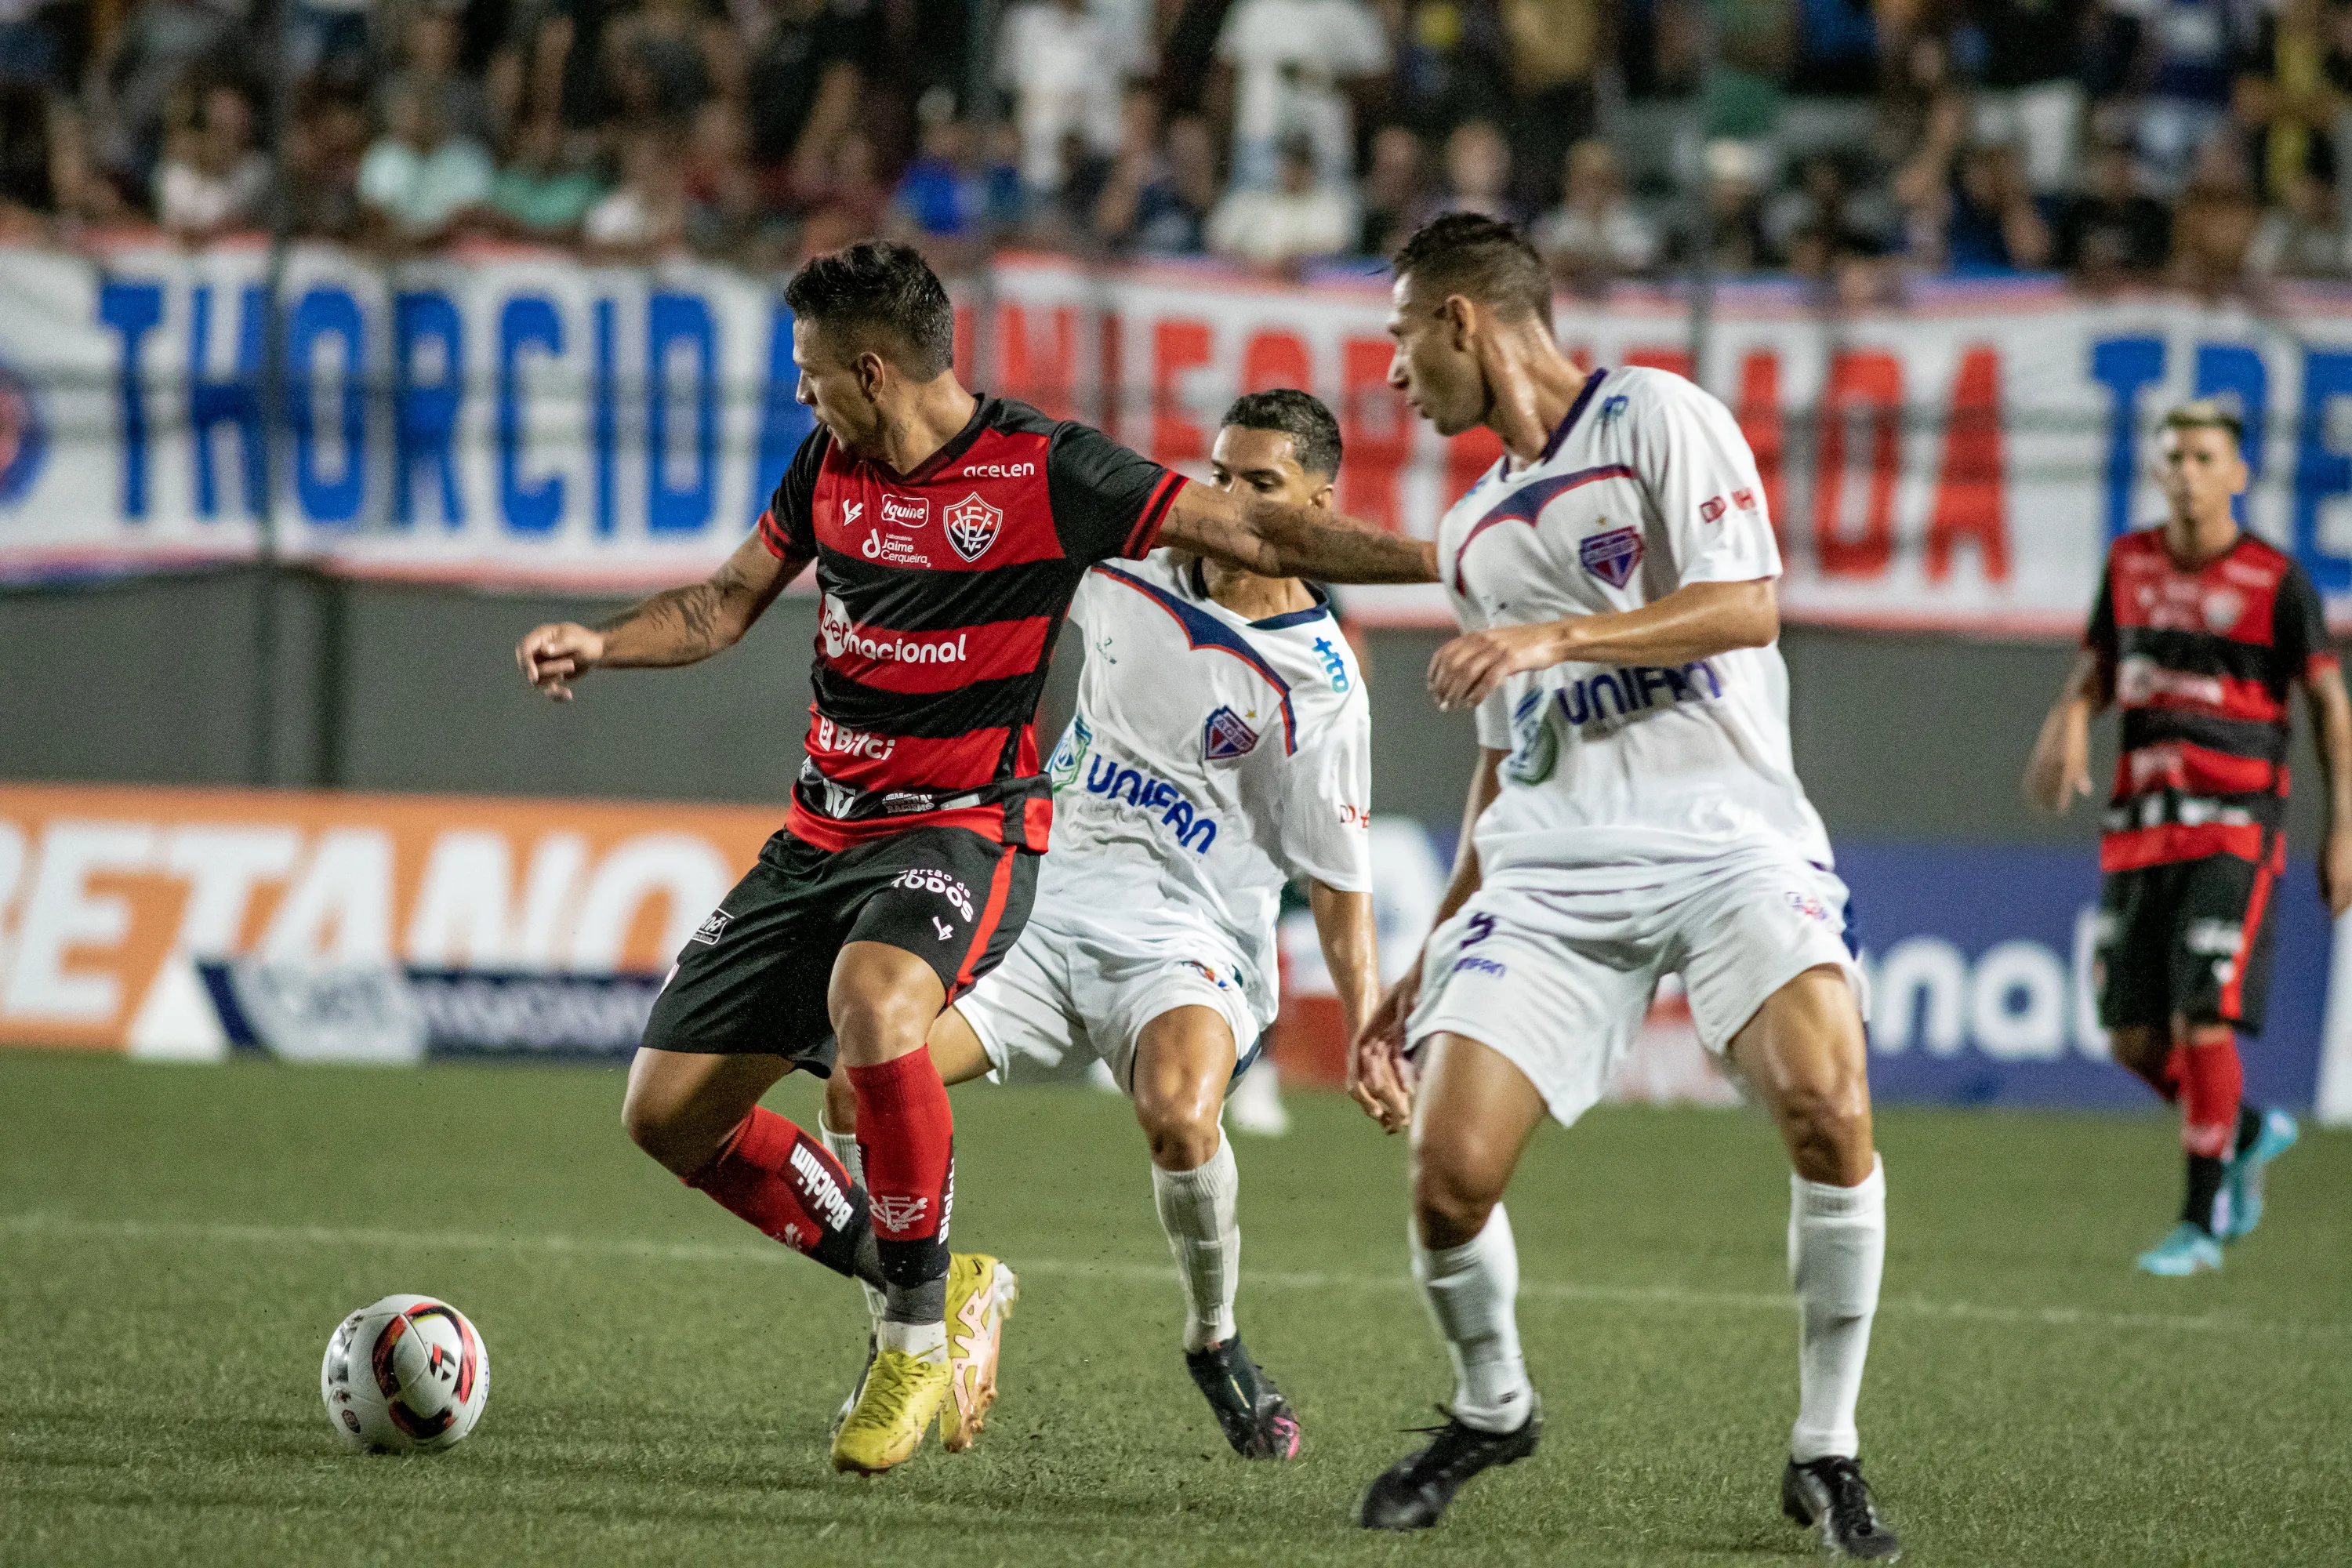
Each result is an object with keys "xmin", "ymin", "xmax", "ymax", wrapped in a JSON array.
[
  {"xmin": 829, "ymin": 1345, "xmax": 950, "ymax": 1475},
  {"xmin": 939, "ymin": 1253, "xmax": 1018, "ymax": 1453}
]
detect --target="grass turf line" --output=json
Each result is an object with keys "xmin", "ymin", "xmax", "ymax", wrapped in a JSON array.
[{"xmin": 2, "ymin": 1052, "xmax": 2347, "ymax": 1566}]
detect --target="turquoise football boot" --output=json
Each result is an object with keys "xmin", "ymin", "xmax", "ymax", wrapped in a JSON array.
[
  {"xmin": 2218, "ymin": 1110, "xmax": 2299, "ymax": 1243},
  {"xmin": 2136, "ymin": 1222, "xmax": 2223, "ymax": 1276}
]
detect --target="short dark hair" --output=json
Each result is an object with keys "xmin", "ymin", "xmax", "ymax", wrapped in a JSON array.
[
  {"xmin": 783, "ymin": 240, "xmax": 955, "ymax": 379},
  {"xmin": 1392, "ymin": 212, "xmax": 1552, "ymax": 329},
  {"xmin": 1220, "ymin": 389, "xmax": 1343, "ymax": 479}
]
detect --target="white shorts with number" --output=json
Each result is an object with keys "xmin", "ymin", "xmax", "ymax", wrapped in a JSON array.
[
  {"xmin": 953, "ymin": 912, "xmax": 1266, "ymax": 1095},
  {"xmin": 1406, "ymin": 850, "xmax": 1869, "ymax": 1127}
]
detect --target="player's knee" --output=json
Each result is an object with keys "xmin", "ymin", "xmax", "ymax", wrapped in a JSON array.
[
  {"xmin": 826, "ymin": 971, "xmax": 935, "ymax": 1063},
  {"xmin": 1778, "ymin": 1077, "xmax": 1873, "ymax": 1183},
  {"xmin": 1138, "ymin": 1099, "xmax": 1221, "ymax": 1171},
  {"xmin": 1411, "ymin": 1149, "xmax": 1504, "ymax": 1250}
]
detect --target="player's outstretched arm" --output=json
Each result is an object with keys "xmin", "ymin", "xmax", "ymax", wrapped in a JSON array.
[
  {"xmin": 1156, "ymin": 483, "xmax": 1439, "ymax": 584},
  {"xmin": 2022, "ymin": 649, "xmax": 2109, "ymax": 815},
  {"xmin": 2303, "ymin": 661, "xmax": 2352, "ymax": 914},
  {"xmin": 516, "ymin": 532, "xmax": 809, "ymax": 701},
  {"xmin": 1425, "ymin": 578, "xmax": 1777, "ymax": 711}
]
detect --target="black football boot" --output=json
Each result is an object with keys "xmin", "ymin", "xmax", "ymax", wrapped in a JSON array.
[{"xmin": 1357, "ymin": 1402, "xmax": 1542, "ymax": 1530}]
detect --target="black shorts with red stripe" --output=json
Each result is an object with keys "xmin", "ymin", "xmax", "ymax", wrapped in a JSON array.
[
  {"xmin": 641, "ymin": 826, "xmax": 1036, "ymax": 1065},
  {"xmin": 2092, "ymin": 840, "xmax": 2283, "ymax": 1035}
]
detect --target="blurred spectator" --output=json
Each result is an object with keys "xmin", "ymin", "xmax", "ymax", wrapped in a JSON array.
[
  {"xmin": 1097, "ymin": 107, "xmax": 1217, "ymax": 253},
  {"xmin": 1390, "ymin": 0, "xmax": 1508, "ymax": 136},
  {"xmin": 1207, "ymin": 131, "xmax": 1354, "ymax": 270},
  {"xmin": 1671, "ymin": 136, "xmax": 1772, "ymax": 271},
  {"xmin": 0, "ymin": 80, "xmax": 52, "ymax": 236},
  {"xmin": 89, "ymin": 0, "xmax": 245, "ymax": 202},
  {"xmin": 1416, "ymin": 118, "xmax": 1517, "ymax": 226},
  {"xmin": 1533, "ymin": 139, "xmax": 1657, "ymax": 289},
  {"xmin": 745, "ymin": 0, "xmax": 876, "ymax": 189},
  {"xmin": 289, "ymin": 0, "xmax": 372, "ymax": 82},
  {"xmin": 890, "ymin": 93, "xmax": 985, "ymax": 245},
  {"xmin": 360, "ymin": 82, "xmax": 496, "ymax": 243},
  {"xmin": 1504, "ymin": 0, "xmax": 1602, "ymax": 206},
  {"xmin": 488, "ymin": 113, "xmax": 605, "ymax": 239},
  {"xmin": 998, "ymin": 0, "xmax": 1126, "ymax": 196},
  {"xmin": 1944, "ymin": 143, "xmax": 2053, "ymax": 270},
  {"xmin": 2114, "ymin": 0, "xmax": 2255, "ymax": 192},
  {"xmin": 2250, "ymin": 166, "xmax": 2350, "ymax": 278},
  {"xmin": 2166, "ymin": 139, "xmax": 2263, "ymax": 296},
  {"xmin": 0, "ymin": 0, "xmax": 69, "ymax": 88},
  {"xmin": 1356, "ymin": 123, "xmax": 1426, "ymax": 257},
  {"xmin": 1214, "ymin": 0, "xmax": 1389, "ymax": 191},
  {"xmin": 2234, "ymin": 0, "xmax": 2352, "ymax": 207},
  {"xmin": 157, "ymin": 83, "xmax": 269, "ymax": 240},
  {"xmin": 288, "ymin": 83, "xmax": 372, "ymax": 239},
  {"xmin": 382, "ymin": 4, "xmax": 499, "ymax": 153},
  {"xmin": 1965, "ymin": 0, "xmax": 2088, "ymax": 194},
  {"xmin": 2051, "ymin": 138, "xmax": 2170, "ymax": 282},
  {"xmin": 605, "ymin": 0, "xmax": 736, "ymax": 128},
  {"xmin": 583, "ymin": 126, "xmax": 688, "ymax": 256},
  {"xmin": 1766, "ymin": 151, "xmax": 1898, "ymax": 263},
  {"xmin": 683, "ymin": 98, "xmax": 765, "ymax": 259},
  {"xmin": 1787, "ymin": 0, "xmax": 1878, "ymax": 96},
  {"xmin": 794, "ymin": 126, "xmax": 889, "ymax": 256}
]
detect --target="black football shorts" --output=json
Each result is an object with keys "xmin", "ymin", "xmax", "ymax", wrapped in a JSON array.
[
  {"xmin": 639, "ymin": 826, "xmax": 1037, "ymax": 1069},
  {"xmin": 2093, "ymin": 848, "xmax": 2281, "ymax": 1035}
]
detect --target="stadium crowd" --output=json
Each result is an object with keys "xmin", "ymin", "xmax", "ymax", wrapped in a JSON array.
[{"xmin": 0, "ymin": 0, "xmax": 2348, "ymax": 295}]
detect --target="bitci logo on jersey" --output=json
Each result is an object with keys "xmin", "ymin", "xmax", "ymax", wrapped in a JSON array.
[
  {"xmin": 1203, "ymin": 706, "xmax": 1260, "ymax": 760},
  {"xmin": 1579, "ymin": 524, "xmax": 1643, "ymax": 589},
  {"xmin": 943, "ymin": 492, "xmax": 1004, "ymax": 561}
]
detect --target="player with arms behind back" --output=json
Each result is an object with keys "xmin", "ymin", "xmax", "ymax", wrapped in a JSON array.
[
  {"xmin": 1349, "ymin": 216, "xmax": 1900, "ymax": 1559},
  {"xmin": 516, "ymin": 242, "xmax": 1433, "ymax": 1476},
  {"xmin": 822, "ymin": 390, "xmax": 1380, "ymax": 1460},
  {"xmin": 2025, "ymin": 400, "xmax": 2352, "ymax": 1276}
]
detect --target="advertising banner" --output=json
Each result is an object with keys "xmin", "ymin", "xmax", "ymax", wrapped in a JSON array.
[
  {"xmin": 0, "ymin": 782, "xmax": 776, "ymax": 1056},
  {"xmin": 8, "ymin": 241, "xmax": 2352, "ymax": 630}
]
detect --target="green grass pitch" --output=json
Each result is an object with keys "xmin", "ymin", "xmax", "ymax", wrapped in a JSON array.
[{"xmin": 3, "ymin": 1051, "xmax": 2348, "ymax": 1566}]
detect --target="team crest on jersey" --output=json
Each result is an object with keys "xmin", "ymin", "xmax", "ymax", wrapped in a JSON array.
[
  {"xmin": 942, "ymin": 492, "xmax": 1004, "ymax": 561},
  {"xmin": 1579, "ymin": 524, "xmax": 1643, "ymax": 588},
  {"xmin": 1203, "ymin": 705, "xmax": 1260, "ymax": 760}
]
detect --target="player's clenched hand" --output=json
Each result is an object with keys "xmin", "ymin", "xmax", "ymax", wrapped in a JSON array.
[
  {"xmin": 517, "ymin": 622, "xmax": 607, "ymax": 702},
  {"xmin": 1348, "ymin": 968, "xmax": 1421, "ymax": 1133},
  {"xmin": 1427, "ymin": 622, "xmax": 1570, "ymax": 711}
]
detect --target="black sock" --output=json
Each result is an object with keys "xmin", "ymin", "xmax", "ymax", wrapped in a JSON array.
[
  {"xmin": 852, "ymin": 1230, "xmax": 885, "ymax": 1294},
  {"xmin": 2182, "ymin": 1153, "xmax": 2226, "ymax": 1232},
  {"xmin": 2233, "ymin": 1104, "xmax": 2264, "ymax": 1158}
]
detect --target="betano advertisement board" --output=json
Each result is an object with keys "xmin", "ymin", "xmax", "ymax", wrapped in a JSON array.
[
  {"xmin": 4, "ymin": 783, "xmax": 2346, "ymax": 1119},
  {"xmin": 6, "ymin": 241, "xmax": 2352, "ymax": 631}
]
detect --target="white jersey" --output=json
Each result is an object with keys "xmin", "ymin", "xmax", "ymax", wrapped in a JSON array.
[
  {"xmin": 1442, "ymin": 365, "xmax": 1833, "ymax": 887},
  {"xmin": 1038, "ymin": 550, "xmax": 1373, "ymax": 1025}
]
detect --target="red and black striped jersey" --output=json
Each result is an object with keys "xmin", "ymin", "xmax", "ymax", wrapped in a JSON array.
[
  {"xmin": 756, "ymin": 396, "xmax": 1185, "ymax": 852},
  {"xmin": 2085, "ymin": 528, "xmax": 2339, "ymax": 873}
]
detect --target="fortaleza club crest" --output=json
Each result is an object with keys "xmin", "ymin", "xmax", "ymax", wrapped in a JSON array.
[
  {"xmin": 1578, "ymin": 523, "xmax": 1643, "ymax": 589},
  {"xmin": 1203, "ymin": 705, "xmax": 1260, "ymax": 760},
  {"xmin": 942, "ymin": 492, "xmax": 1004, "ymax": 562}
]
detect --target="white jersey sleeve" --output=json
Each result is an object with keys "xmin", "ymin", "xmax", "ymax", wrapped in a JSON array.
[
  {"xmin": 1275, "ymin": 690, "xmax": 1373, "ymax": 891},
  {"xmin": 1627, "ymin": 372, "xmax": 1781, "ymax": 586}
]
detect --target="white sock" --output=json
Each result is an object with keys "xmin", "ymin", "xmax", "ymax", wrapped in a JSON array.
[
  {"xmin": 821, "ymin": 1112, "xmax": 887, "ymax": 1330},
  {"xmin": 1788, "ymin": 1155, "xmax": 1886, "ymax": 1463},
  {"xmin": 1411, "ymin": 1204, "xmax": 1533, "ymax": 1434},
  {"xmin": 1151, "ymin": 1132, "xmax": 1240, "ymax": 1353},
  {"xmin": 877, "ymin": 1318, "xmax": 946, "ymax": 1360}
]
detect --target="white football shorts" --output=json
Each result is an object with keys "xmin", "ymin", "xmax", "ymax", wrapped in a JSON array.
[
  {"xmin": 952, "ymin": 913, "xmax": 1265, "ymax": 1094},
  {"xmin": 1406, "ymin": 849, "xmax": 1869, "ymax": 1127}
]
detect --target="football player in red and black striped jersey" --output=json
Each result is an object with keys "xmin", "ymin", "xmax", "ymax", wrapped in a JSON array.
[
  {"xmin": 517, "ymin": 241, "xmax": 1433, "ymax": 1472},
  {"xmin": 2027, "ymin": 399, "xmax": 2352, "ymax": 1276}
]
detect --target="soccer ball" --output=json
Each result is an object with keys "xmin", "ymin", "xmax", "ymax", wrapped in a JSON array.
[{"xmin": 319, "ymin": 1294, "xmax": 490, "ymax": 1452}]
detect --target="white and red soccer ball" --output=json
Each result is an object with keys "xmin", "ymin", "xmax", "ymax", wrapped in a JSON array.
[{"xmin": 320, "ymin": 1294, "xmax": 489, "ymax": 1452}]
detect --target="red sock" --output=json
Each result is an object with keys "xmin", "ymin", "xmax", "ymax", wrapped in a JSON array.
[
  {"xmin": 2179, "ymin": 1036, "xmax": 2243, "ymax": 1159},
  {"xmin": 2157, "ymin": 1046, "xmax": 2186, "ymax": 1104},
  {"xmin": 684, "ymin": 1108, "xmax": 872, "ymax": 1279},
  {"xmin": 848, "ymin": 1051, "xmax": 956, "ymax": 1302}
]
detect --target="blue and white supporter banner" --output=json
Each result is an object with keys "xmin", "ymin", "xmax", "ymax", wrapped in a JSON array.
[{"xmin": 12, "ymin": 239, "xmax": 2352, "ymax": 631}]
